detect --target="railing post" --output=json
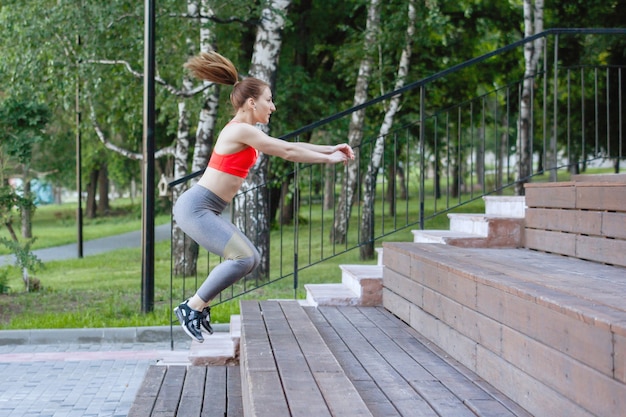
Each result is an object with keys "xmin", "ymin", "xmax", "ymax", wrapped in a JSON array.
[
  {"xmin": 551, "ymin": 34, "xmax": 559, "ymax": 182},
  {"xmin": 293, "ymin": 150, "xmax": 299, "ymax": 299},
  {"xmin": 419, "ymin": 85, "xmax": 426, "ymax": 230}
]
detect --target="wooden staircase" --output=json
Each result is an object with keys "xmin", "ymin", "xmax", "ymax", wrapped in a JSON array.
[
  {"xmin": 383, "ymin": 174, "xmax": 626, "ymax": 417},
  {"xmin": 131, "ymin": 174, "xmax": 625, "ymax": 417}
]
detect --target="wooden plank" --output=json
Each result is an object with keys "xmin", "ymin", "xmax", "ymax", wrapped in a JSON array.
[
  {"xmin": 339, "ymin": 307, "xmax": 478, "ymax": 417},
  {"xmin": 177, "ymin": 366, "xmax": 206, "ymax": 417},
  {"xmin": 304, "ymin": 307, "xmax": 402, "ymax": 417},
  {"xmin": 524, "ymin": 228, "xmax": 576, "ymax": 256},
  {"xmin": 259, "ymin": 301, "xmax": 332, "ymax": 417},
  {"xmin": 127, "ymin": 365, "xmax": 166, "ymax": 417},
  {"xmin": 576, "ymin": 184, "xmax": 626, "ymax": 211},
  {"xmin": 576, "ymin": 234, "xmax": 626, "ymax": 267},
  {"xmin": 201, "ymin": 366, "xmax": 226, "ymax": 417},
  {"xmin": 524, "ymin": 182, "xmax": 576, "ymax": 208},
  {"xmin": 603, "ymin": 211, "xmax": 626, "ymax": 240},
  {"xmin": 280, "ymin": 301, "xmax": 373, "ymax": 417},
  {"xmin": 152, "ymin": 366, "xmax": 186, "ymax": 417},
  {"xmin": 317, "ymin": 306, "xmax": 438, "ymax": 417},
  {"xmin": 226, "ymin": 366, "xmax": 244, "ymax": 417},
  {"xmin": 239, "ymin": 300, "xmax": 290, "ymax": 417},
  {"xmin": 525, "ymin": 208, "xmax": 603, "ymax": 235}
]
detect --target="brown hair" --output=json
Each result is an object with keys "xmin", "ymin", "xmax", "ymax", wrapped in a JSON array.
[{"xmin": 185, "ymin": 51, "xmax": 270, "ymax": 111}]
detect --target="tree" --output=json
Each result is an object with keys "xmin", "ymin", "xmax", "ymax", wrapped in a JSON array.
[
  {"xmin": 515, "ymin": 0, "xmax": 544, "ymax": 194},
  {"xmin": 360, "ymin": 0, "xmax": 417, "ymax": 260},
  {"xmin": 0, "ymin": 96, "xmax": 49, "ymax": 290},
  {"xmin": 332, "ymin": 0, "xmax": 381, "ymax": 244},
  {"xmin": 233, "ymin": 0, "xmax": 292, "ymax": 279}
]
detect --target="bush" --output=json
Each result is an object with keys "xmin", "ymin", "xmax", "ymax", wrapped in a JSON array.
[{"xmin": 0, "ymin": 268, "xmax": 10, "ymax": 294}]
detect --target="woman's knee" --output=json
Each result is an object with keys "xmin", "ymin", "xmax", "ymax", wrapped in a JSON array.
[{"xmin": 241, "ymin": 249, "xmax": 260, "ymax": 274}]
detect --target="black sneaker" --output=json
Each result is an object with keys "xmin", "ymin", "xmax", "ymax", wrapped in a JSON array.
[
  {"xmin": 174, "ymin": 300, "xmax": 204, "ymax": 343},
  {"xmin": 200, "ymin": 306, "xmax": 214, "ymax": 335}
]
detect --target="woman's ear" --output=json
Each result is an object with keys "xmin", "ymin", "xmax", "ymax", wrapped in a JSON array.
[{"xmin": 247, "ymin": 97, "xmax": 256, "ymax": 110}]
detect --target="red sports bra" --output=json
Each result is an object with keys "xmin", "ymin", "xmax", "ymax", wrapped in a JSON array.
[{"xmin": 207, "ymin": 121, "xmax": 259, "ymax": 178}]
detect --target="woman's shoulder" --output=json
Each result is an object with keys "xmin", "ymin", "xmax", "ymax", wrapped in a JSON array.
[{"xmin": 216, "ymin": 121, "xmax": 267, "ymax": 151}]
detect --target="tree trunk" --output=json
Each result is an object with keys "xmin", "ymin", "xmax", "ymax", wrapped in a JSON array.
[
  {"xmin": 97, "ymin": 162, "xmax": 110, "ymax": 215},
  {"xmin": 332, "ymin": 0, "xmax": 380, "ymax": 244},
  {"xmin": 172, "ymin": 0, "xmax": 219, "ymax": 277},
  {"xmin": 516, "ymin": 0, "xmax": 544, "ymax": 195},
  {"xmin": 85, "ymin": 168, "xmax": 98, "ymax": 219},
  {"xmin": 20, "ymin": 168, "xmax": 32, "ymax": 239},
  {"xmin": 234, "ymin": 0, "xmax": 291, "ymax": 280},
  {"xmin": 323, "ymin": 164, "xmax": 335, "ymax": 210},
  {"xmin": 360, "ymin": 0, "xmax": 415, "ymax": 260},
  {"xmin": 279, "ymin": 179, "xmax": 294, "ymax": 225}
]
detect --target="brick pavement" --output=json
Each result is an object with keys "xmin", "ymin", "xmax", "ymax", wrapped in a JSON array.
[{"xmin": 0, "ymin": 339, "xmax": 191, "ymax": 417}]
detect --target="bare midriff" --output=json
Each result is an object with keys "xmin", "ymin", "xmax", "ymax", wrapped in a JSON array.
[{"xmin": 197, "ymin": 167, "xmax": 246, "ymax": 203}]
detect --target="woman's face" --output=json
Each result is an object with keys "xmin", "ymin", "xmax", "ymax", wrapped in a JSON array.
[{"xmin": 254, "ymin": 86, "xmax": 276, "ymax": 125}]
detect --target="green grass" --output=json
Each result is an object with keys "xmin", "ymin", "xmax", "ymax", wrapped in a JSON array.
[{"xmin": 0, "ymin": 191, "xmax": 484, "ymax": 330}]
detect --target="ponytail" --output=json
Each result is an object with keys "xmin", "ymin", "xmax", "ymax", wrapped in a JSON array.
[
  {"xmin": 185, "ymin": 51, "xmax": 270, "ymax": 111},
  {"xmin": 184, "ymin": 51, "xmax": 239, "ymax": 86}
]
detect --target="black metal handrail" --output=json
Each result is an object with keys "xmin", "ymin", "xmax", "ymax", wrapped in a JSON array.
[
  {"xmin": 170, "ymin": 27, "xmax": 626, "ymax": 188},
  {"xmin": 169, "ymin": 28, "xmax": 625, "ymax": 323}
]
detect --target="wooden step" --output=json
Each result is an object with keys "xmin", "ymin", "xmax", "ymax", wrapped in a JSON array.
[
  {"xmin": 240, "ymin": 300, "xmax": 373, "ymax": 417},
  {"xmin": 240, "ymin": 300, "xmax": 531, "ymax": 417},
  {"xmin": 128, "ymin": 365, "xmax": 243, "ymax": 417},
  {"xmin": 382, "ymin": 242, "xmax": 626, "ymax": 417},
  {"xmin": 571, "ymin": 173, "xmax": 626, "ymax": 183},
  {"xmin": 524, "ymin": 181, "xmax": 626, "ymax": 267}
]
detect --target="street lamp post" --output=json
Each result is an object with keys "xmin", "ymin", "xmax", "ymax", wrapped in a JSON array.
[{"xmin": 141, "ymin": 0, "xmax": 156, "ymax": 313}]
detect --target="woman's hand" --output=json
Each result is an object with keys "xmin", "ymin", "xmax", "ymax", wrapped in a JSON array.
[{"xmin": 333, "ymin": 144, "xmax": 355, "ymax": 163}]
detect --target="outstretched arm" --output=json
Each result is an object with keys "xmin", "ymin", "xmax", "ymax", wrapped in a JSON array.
[
  {"xmin": 240, "ymin": 126, "xmax": 355, "ymax": 165},
  {"xmin": 295, "ymin": 142, "xmax": 355, "ymax": 160}
]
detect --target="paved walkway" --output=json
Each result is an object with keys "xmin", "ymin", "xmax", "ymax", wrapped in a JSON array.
[
  {"xmin": 0, "ymin": 337, "xmax": 192, "ymax": 417},
  {"xmin": 0, "ymin": 223, "xmax": 171, "ymax": 267},
  {"xmin": 0, "ymin": 223, "xmax": 197, "ymax": 417}
]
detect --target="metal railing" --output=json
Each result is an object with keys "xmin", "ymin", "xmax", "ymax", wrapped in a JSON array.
[{"xmin": 169, "ymin": 28, "xmax": 625, "ymax": 315}]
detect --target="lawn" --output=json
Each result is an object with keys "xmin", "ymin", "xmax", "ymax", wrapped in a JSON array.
[
  {"xmin": 2, "ymin": 166, "xmax": 613, "ymax": 330},
  {"xmin": 0, "ymin": 192, "xmax": 480, "ymax": 330}
]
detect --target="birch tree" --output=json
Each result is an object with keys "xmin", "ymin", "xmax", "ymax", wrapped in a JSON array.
[
  {"xmin": 233, "ymin": 0, "xmax": 292, "ymax": 279},
  {"xmin": 332, "ymin": 0, "xmax": 381, "ymax": 244},
  {"xmin": 516, "ymin": 0, "xmax": 544, "ymax": 195},
  {"xmin": 360, "ymin": 0, "xmax": 416, "ymax": 259},
  {"xmin": 172, "ymin": 0, "xmax": 221, "ymax": 276}
]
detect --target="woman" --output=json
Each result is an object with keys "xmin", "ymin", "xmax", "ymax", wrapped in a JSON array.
[{"xmin": 173, "ymin": 51, "xmax": 354, "ymax": 342}]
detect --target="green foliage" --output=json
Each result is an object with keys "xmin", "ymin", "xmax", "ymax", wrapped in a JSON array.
[
  {"xmin": 0, "ymin": 96, "xmax": 51, "ymax": 166},
  {"xmin": 0, "ymin": 268, "xmax": 10, "ymax": 294}
]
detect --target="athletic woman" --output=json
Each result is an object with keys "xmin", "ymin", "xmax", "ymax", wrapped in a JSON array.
[{"xmin": 173, "ymin": 51, "xmax": 355, "ymax": 342}]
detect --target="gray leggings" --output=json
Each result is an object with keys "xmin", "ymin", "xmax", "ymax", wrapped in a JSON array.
[{"xmin": 173, "ymin": 185, "xmax": 260, "ymax": 303}]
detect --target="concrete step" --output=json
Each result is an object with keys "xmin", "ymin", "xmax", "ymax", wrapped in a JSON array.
[
  {"xmin": 340, "ymin": 264, "xmax": 383, "ymax": 306},
  {"xmin": 375, "ymin": 247, "xmax": 384, "ymax": 265},
  {"xmin": 187, "ymin": 315, "xmax": 241, "ymax": 366},
  {"xmin": 412, "ymin": 229, "xmax": 485, "ymax": 244},
  {"xmin": 304, "ymin": 283, "xmax": 360, "ymax": 307},
  {"xmin": 305, "ymin": 264, "xmax": 383, "ymax": 307},
  {"xmin": 448, "ymin": 213, "xmax": 490, "ymax": 236},
  {"xmin": 484, "ymin": 195, "xmax": 526, "ymax": 217},
  {"xmin": 413, "ymin": 215, "xmax": 524, "ymax": 248}
]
